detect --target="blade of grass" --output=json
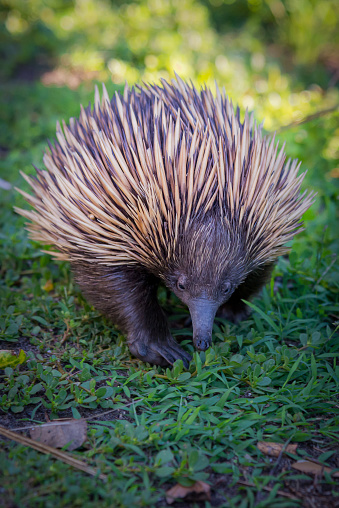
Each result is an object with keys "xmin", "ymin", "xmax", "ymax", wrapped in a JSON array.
[
  {"xmin": 282, "ymin": 353, "xmax": 305, "ymax": 388},
  {"xmin": 242, "ymin": 300, "xmax": 281, "ymax": 335}
]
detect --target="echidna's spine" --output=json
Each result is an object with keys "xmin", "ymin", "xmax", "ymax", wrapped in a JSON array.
[{"xmin": 15, "ymin": 76, "xmax": 316, "ymax": 272}]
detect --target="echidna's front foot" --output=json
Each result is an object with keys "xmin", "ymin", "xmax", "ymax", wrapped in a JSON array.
[{"xmin": 128, "ymin": 335, "xmax": 192, "ymax": 368}]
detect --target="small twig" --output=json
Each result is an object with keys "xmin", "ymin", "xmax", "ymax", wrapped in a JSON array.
[
  {"xmin": 271, "ymin": 436, "xmax": 293, "ymax": 476},
  {"xmin": 55, "ymin": 359, "xmax": 67, "ymax": 376},
  {"xmin": 60, "ymin": 321, "xmax": 71, "ymax": 345},
  {"xmin": 85, "ymin": 409, "xmax": 119, "ymax": 421},
  {"xmin": 71, "ymin": 382, "xmax": 93, "ymax": 396},
  {"xmin": 4, "ymin": 419, "xmax": 82, "ymax": 432},
  {"xmin": 273, "ymin": 104, "xmax": 339, "ymax": 133},
  {"xmin": 85, "ymin": 399, "xmax": 143, "ymax": 421},
  {"xmin": 237, "ymin": 480, "xmax": 298, "ymax": 500},
  {"xmin": 313, "ymin": 254, "xmax": 337, "ymax": 289},
  {"xmin": 59, "ymin": 367, "xmax": 79, "ymax": 381},
  {"xmin": 0, "ymin": 425, "xmax": 107, "ymax": 481},
  {"xmin": 8, "ymin": 400, "xmax": 143, "ymax": 429}
]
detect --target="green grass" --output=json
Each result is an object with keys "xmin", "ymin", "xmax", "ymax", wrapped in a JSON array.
[{"xmin": 1, "ymin": 82, "xmax": 339, "ymax": 507}]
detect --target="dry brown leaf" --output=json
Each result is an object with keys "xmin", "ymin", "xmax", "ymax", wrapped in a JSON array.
[
  {"xmin": 328, "ymin": 167, "xmax": 339, "ymax": 179},
  {"xmin": 29, "ymin": 418, "xmax": 87, "ymax": 451},
  {"xmin": 257, "ymin": 441, "xmax": 298, "ymax": 457},
  {"xmin": 292, "ymin": 460, "xmax": 339, "ymax": 478},
  {"xmin": 166, "ymin": 480, "xmax": 210, "ymax": 504},
  {"xmin": 0, "ymin": 424, "xmax": 106, "ymax": 480}
]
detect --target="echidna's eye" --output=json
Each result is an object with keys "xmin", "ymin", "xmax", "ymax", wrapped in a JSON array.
[
  {"xmin": 223, "ymin": 282, "xmax": 232, "ymax": 295},
  {"xmin": 177, "ymin": 279, "xmax": 186, "ymax": 291}
]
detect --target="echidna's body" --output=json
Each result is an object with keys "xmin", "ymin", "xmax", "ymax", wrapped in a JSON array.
[{"xmin": 16, "ymin": 77, "xmax": 315, "ymax": 366}]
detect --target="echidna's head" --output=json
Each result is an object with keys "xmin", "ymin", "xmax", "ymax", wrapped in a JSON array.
[{"xmin": 163, "ymin": 212, "xmax": 247, "ymax": 351}]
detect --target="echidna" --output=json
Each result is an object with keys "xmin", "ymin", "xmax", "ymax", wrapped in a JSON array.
[{"xmin": 16, "ymin": 76, "xmax": 315, "ymax": 367}]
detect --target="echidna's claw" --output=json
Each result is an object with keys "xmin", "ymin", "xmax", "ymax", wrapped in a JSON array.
[
  {"xmin": 128, "ymin": 335, "xmax": 191, "ymax": 369},
  {"xmin": 153, "ymin": 341, "xmax": 192, "ymax": 369}
]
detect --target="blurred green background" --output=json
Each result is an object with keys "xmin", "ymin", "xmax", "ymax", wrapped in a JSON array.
[{"xmin": 1, "ymin": 0, "xmax": 339, "ymax": 128}]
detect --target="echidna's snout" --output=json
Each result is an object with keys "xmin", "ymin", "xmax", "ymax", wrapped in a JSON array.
[
  {"xmin": 194, "ymin": 334, "xmax": 212, "ymax": 351},
  {"xmin": 188, "ymin": 299, "xmax": 219, "ymax": 351}
]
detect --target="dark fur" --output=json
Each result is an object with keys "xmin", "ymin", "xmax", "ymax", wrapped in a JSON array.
[
  {"xmin": 73, "ymin": 262, "xmax": 192, "ymax": 366},
  {"xmin": 73, "ymin": 260, "xmax": 273, "ymax": 367},
  {"xmin": 219, "ymin": 263, "xmax": 274, "ymax": 323}
]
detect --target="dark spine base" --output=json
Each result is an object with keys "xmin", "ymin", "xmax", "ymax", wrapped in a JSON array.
[
  {"xmin": 72, "ymin": 262, "xmax": 192, "ymax": 367},
  {"xmin": 218, "ymin": 263, "xmax": 274, "ymax": 323}
]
